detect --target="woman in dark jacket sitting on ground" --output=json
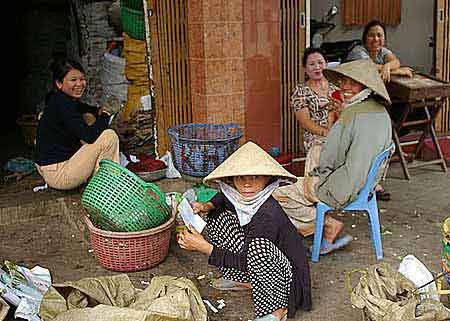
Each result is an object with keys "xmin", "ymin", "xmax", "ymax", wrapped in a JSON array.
[
  {"xmin": 177, "ymin": 141, "xmax": 312, "ymax": 321},
  {"xmin": 35, "ymin": 58, "xmax": 121, "ymax": 190}
]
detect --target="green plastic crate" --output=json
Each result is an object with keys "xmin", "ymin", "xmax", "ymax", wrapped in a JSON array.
[
  {"xmin": 121, "ymin": 5, "xmax": 145, "ymax": 40},
  {"xmin": 120, "ymin": 0, "xmax": 143, "ymax": 10}
]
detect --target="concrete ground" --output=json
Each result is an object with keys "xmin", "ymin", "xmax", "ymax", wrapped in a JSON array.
[{"xmin": 1, "ymin": 161, "xmax": 449, "ymax": 321}]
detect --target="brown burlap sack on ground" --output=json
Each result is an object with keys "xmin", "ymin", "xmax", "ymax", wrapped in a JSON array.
[
  {"xmin": 39, "ymin": 274, "xmax": 207, "ymax": 321},
  {"xmin": 347, "ymin": 262, "xmax": 450, "ymax": 321}
]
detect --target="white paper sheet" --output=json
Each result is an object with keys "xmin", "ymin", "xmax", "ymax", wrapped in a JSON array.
[{"xmin": 177, "ymin": 198, "xmax": 206, "ymax": 233}]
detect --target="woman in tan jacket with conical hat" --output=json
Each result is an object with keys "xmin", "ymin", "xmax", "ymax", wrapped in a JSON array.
[
  {"xmin": 275, "ymin": 59, "xmax": 392, "ymax": 255},
  {"xmin": 177, "ymin": 141, "xmax": 312, "ymax": 321}
]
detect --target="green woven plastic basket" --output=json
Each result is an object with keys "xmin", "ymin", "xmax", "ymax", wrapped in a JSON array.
[
  {"xmin": 121, "ymin": 5, "xmax": 145, "ymax": 40},
  {"xmin": 81, "ymin": 160, "xmax": 171, "ymax": 232}
]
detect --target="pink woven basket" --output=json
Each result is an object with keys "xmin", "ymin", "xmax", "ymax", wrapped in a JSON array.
[{"xmin": 84, "ymin": 210, "xmax": 175, "ymax": 272}]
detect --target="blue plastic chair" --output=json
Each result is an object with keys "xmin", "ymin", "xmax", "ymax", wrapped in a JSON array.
[{"xmin": 311, "ymin": 143, "xmax": 395, "ymax": 262}]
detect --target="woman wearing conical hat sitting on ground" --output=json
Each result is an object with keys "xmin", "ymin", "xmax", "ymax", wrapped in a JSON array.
[
  {"xmin": 177, "ymin": 142, "xmax": 312, "ymax": 321},
  {"xmin": 274, "ymin": 59, "xmax": 392, "ymax": 255}
]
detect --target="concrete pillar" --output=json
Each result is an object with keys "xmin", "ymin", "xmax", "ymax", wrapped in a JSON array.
[{"xmin": 187, "ymin": 0, "xmax": 281, "ymax": 150}]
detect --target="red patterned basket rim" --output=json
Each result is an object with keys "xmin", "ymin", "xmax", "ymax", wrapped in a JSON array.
[{"xmin": 84, "ymin": 210, "xmax": 175, "ymax": 239}]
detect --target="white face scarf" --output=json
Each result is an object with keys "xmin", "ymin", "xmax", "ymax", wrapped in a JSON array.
[
  {"xmin": 217, "ymin": 179, "xmax": 283, "ymax": 226},
  {"xmin": 345, "ymin": 88, "xmax": 372, "ymax": 107}
]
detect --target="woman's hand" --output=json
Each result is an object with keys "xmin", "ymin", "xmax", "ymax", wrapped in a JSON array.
[
  {"xmin": 178, "ymin": 225, "xmax": 213, "ymax": 255},
  {"xmin": 328, "ymin": 96, "xmax": 345, "ymax": 113},
  {"xmin": 327, "ymin": 96, "xmax": 345, "ymax": 128},
  {"xmin": 327, "ymin": 112, "xmax": 338, "ymax": 128},
  {"xmin": 380, "ymin": 64, "xmax": 392, "ymax": 82},
  {"xmin": 191, "ymin": 201, "xmax": 213, "ymax": 215},
  {"xmin": 100, "ymin": 95, "xmax": 121, "ymax": 116},
  {"xmin": 391, "ymin": 66, "xmax": 414, "ymax": 78}
]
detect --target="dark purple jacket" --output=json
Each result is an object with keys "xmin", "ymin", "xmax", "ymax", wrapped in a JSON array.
[{"xmin": 208, "ymin": 192, "xmax": 312, "ymax": 317}]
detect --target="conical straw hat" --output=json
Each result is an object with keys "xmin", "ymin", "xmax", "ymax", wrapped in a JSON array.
[
  {"xmin": 203, "ymin": 141, "xmax": 297, "ymax": 184},
  {"xmin": 323, "ymin": 59, "xmax": 391, "ymax": 105}
]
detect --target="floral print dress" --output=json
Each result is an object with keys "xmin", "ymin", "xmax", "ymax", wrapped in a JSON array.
[{"xmin": 291, "ymin": 82, "xmax": 339, "ymax": 152}]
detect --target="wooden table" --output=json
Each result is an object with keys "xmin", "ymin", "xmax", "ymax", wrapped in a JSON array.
[{"xmin": 386, "ymin": 73, "xmax": 450, "ymax": 179}]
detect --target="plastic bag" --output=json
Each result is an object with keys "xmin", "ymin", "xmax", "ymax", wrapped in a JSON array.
[
  {"xmin": 140, "ymin": 95, "xmax": 152, "ymax": 111},
  {"xmin": 398, "ymin": 254, "xmax": 439, "ymax": 301},
  {"xmin": 0, "ymin": 261, "xmax": 51, "ymax": 321},
  {"xmin": 3, "ymin": 157, "xmax": 36, "ymax": 173},
  {"xmin": 159, "ymin": 151, "xmax": 182, "ymax": 178},
  {"xmin": 119, "ymin": 152, "xmax": 130, "ymax": 168},
  {"xmin": 182, "ymin": 188, "xmax": 197, "ymax": 202}
]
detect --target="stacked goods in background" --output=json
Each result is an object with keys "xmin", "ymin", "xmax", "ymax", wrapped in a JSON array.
[
  {"xmin": 75, "ymin": 1, "xmax": 118, "ymax": 107},
  {"xmin": 112, "ymin": 0, "xmax": 155, "ymax": 157},
  {"xmin": 113, "ymin": 105, "xmax": 156, "ymax": 157},
  {"xmin": 101, "ymin": 51, "xmax": 129, "ymax": 105},
  {"xmin": 122, "ymin": 32, "xmax": 150, "ymax": 120},
  {"xmin": 120, "ymin": 0, "xmax": 145, "ymax": 41}
]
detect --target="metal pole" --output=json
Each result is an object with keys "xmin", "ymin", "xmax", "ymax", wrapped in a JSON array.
[{"xmin": 142, "ymin": 0, "xmax": 158, "ymax": 157}]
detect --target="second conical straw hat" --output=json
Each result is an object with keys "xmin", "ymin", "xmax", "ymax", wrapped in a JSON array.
[
  {"xmin": 203, "ymin": 141, "xmax": 297, "ymax": 184},
  {"xmin": 323, "ymin": 59, "xmax": 391, "ymax": 105}
]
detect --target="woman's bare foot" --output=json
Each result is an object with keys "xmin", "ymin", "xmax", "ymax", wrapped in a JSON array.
[
  {"xmin": 234, "ymin": 281, "xmax": 252, "ymax": 289},
  {"xmin": 375, "ymin": 184, "xmax": 391, "ymax": 201},
  {"xmin": 272, "ymin": 307, "xmax": 288, "ymax": 320},
  {"xmin": 324, "ymin": 216, "xmax": 344, "ymax": 243}
]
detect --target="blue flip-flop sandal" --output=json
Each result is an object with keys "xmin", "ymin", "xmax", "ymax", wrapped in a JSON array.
[{"xmin": 315, "ymin": 234, "xmax": 354, "ymax": 255}]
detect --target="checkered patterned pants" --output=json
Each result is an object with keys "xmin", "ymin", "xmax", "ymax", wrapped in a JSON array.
[{"xmin": 206, "ymin": 209, "xmax": 292, "ymax": 317}]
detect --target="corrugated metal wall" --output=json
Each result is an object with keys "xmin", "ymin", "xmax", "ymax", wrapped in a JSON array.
[
  {"xmin": 149, "ymin": 0, "xmax": 192, "ymax": 155},
  {"xmin": 280, "ymin": 0, "xmax": 306, "ymax": 154}
]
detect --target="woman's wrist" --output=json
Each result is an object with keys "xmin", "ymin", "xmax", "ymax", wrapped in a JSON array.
[
  {"xmin": 204, "ymin": 201, "xmax": 214, "ymax": 212},
  {"xmin": 203, "ymin": 243, "xmax": 213, "ymax": 256},
  {"xmin": 318, "ymin": 127, "xmax": 328, "ymax": 136}
]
